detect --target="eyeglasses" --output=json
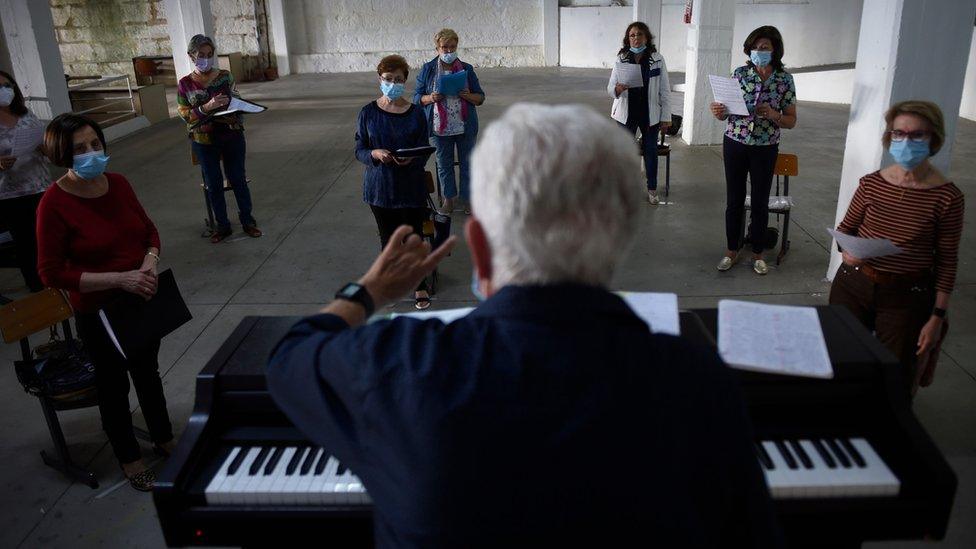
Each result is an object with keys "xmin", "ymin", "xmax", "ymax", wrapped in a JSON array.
[
  {"xmin": 889, "ymin": 129, "xmax": 930, "ymax": 143},
  {"xmin": 628, "ymin": 33, "xmax": 643, "ymax": 38}
]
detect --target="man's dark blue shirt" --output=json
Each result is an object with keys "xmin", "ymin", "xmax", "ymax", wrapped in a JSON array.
[{"xmin": 267, "ymin": 285, "xmax": 780, "ymax": 548}]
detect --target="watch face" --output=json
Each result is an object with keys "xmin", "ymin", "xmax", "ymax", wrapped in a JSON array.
[{"xmin": 339, "ymin": 284, "xmax": 360, "ymax": 298}]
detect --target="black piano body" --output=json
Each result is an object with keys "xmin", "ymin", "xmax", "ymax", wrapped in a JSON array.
[{"xmin": 154, "ymin": 306, "xmax": 956, "ymax": 547}]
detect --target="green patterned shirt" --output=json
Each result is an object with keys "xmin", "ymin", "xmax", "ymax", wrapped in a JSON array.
[{"xmin": 725, "ymin": 65, "xmax": 796, "ymax": 146}]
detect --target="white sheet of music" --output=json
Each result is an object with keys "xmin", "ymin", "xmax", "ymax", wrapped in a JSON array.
[
  {"xmin": 708, "ymin": 75, "xmax": 749, "ymax": 116},
  {"xmin": 620, "ymin": 292, "xmax": 680, "ymax": 336},
  {"xmin": 718, "ymin": 300, "xmax": 833, "ymax": 379},
  {"xmin": 614, "ymin": 62, "xmax": 644, "ymax": 88},
  {"xmin": 827, "ymin": 228, "xmax": 904, "ymax": 259},
  {"xmin": 391, "ymin": 307, "xmax": 475, "ymax": 324}
]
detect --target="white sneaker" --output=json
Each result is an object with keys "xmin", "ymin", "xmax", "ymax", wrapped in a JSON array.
[
  {"xmin": 753, "ymin": 259, "xmax": 769, "ymax": 275},
  {"xmin": 647, "ymin": 190, "xmax": 659, "ymax": 205},
  {"xmin": 717, "ymin": 254, "xmax": 738, "ymax": 271}
]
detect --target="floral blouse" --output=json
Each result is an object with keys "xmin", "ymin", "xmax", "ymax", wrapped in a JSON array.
[
  {"xmin": 725, "ymin": 65, "xmax": 796, "ymax": 146},
  {"xmin": 0, "ymin": 111, "xmax": 50, "ymax": 200}
]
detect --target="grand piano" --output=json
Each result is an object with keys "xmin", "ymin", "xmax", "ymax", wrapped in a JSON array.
[{"xmin": 154, "ymin": 306, "xmax": 956, "ymax": 547}]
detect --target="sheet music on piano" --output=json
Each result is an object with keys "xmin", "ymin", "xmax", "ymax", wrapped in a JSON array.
[{"xmin": 718, "ymin": 300, "xmax": 833, "ymax": 379}]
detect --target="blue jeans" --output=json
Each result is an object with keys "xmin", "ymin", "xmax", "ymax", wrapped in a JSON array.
[
  {"xmin": 619, "ymin": 121, "xmax": 660, "ymax": 190},
  {"xmin": 430, "ymin": 131, "xmax": 476, "ymax": 201},
  {"xmin": 192, "ymin": 130, "xmax": 255, "ymax": 231}
]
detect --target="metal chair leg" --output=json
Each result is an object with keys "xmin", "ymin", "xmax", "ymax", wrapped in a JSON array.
[
  {"xmin": 202, "ymin": 185, "xmax": 216, "ymax": 237},
  {"xmin": 777, "ymin": 211, "xmax": 791, "ymax": 265},
  {"xmin": 39, "ymin": 397, "xmax": 99, "ymax": 489},
  {"xmin": 665, "ymin": 152, "xmax": 671, "ymax": 200}
]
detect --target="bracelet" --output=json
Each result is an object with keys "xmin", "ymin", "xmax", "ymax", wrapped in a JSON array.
[{"xmin": 146, "ymin": 251, "xmax": 160, "ymax": 261}]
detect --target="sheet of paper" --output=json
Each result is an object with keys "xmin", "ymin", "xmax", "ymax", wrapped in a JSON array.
[
  {"xmin": 98, "ymin": 310, "xmax": 128, "ymax": 360},
  {"xmin": 212, "ymin": 97, "xmax": 266, "ymax": 116},
  {"xmin": 12, "ymin": 125, "xmax": 44, "ymax": 157},
  {"xmin": 717, "ymin": 300, "xmax": 833, "ymax": 379},
  {"xmin": 707, "ymin": 75, "xmax": 749, "ymax": 116},
  {"xmin": 827, "ymin": 228, "xmax": 903, "ymax": 260},
  {"xmin": 614, "ymin": 62, "xmax": 644, "ymax": 88},
  {"xmin": 620, "ymin": 292, "xmax": 680, "ymax": 336},
  {"xmin": 438, "ymin": 70, "xmax": 468, "ymax": 96},
  {"xmin": 391, "ymin": 307, "xmax": 475, "ymax": 324}
]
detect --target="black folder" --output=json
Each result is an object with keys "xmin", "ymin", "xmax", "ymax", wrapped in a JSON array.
[
  {"xmin": 394, "ymin": 145, "xmax": 437, "ymax": 158},
  {"xmin": 98, "ymin": 269, "xmax": 192, "ymax": 359}
]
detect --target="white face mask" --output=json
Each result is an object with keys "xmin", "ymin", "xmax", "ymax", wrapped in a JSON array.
[{"xmin": 0, "ymin": 87, "xmax": 14, "ymax": 107}]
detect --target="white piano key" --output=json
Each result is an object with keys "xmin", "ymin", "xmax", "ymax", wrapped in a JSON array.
[
  {"xmin": 278, "ymin": 447, "xmax": 309, "ymax": 505},
  {"xmin": 295, "ymin": 448, "xmax": 322, "ymax": 505},
  {"xmin": 797, "ymin": 439, "xmax": 836, "ymax": 498},
  {"xmin": 266, "ymin": 447, "xmax": 297, "ymax": 505},
  {"xmin": 762, "ymin": 440, "xmax": 803, "ymax": 498},
  {"xmin": 247, "ymin": 447, "xmax": 282, "ymax": 505},
  {"xmin": 204, "ymin": 447, "xmax": 240, "ymax": 505},
  {"xmin": 309, "ymin": 456, "xmax": 340, "ymax": 505},
  {"xmin": 224, "ymin": 448, "xmax": 260, "ymax": 505},
  {"xmin": 848, "ymin": 438, "xmax": 900, "ymax": 497},
  {"xmin": 237, "ymin": 448, "xmax": 271, "ymax": 504}
]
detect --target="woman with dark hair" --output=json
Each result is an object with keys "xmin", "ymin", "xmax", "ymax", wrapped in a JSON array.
[
  {"xmin": 356, "ymin": 55, "xmax": 434, "ymax": 309},
  {"xmin": 831, "ymin": 101, "xmax": 963, "ymax": 393},
  {"xmin": 607, "ymin": 21, "xmax": 672, "ymax": 205},
  {"xmin": 710, "ymin": 25, "xmax": 797, "ymax": 275},
  {"xmin": 176, "ymin": 34, "xmax": 261, "ymax": 243},
  {"xmin": 36, "ymin": 114, "xmax": 176, "ymax": 492},
  {"xmin": 0, "ymin": 70, "xmax": 49, "ymax": 291}
]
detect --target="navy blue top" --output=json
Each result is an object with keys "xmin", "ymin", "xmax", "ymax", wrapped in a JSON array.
[
  {"xmin": 267, "ymin": 284, "xmax": 781, "ymax": 548},
  {"xmin": 355, "ymin": 101, "xmax": 430, "ymax": 208},
  {"xmin": 413, "ymin": 57, "xmax": 485, "ymax": 137},
  {"xmin": 622, "ymin": 51, "xmax": 651, "ymax": 127}
]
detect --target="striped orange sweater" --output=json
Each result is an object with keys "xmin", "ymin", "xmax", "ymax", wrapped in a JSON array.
[{"xmin": 837, "ymin": 171, "xmax": 964, "ymax": 293}]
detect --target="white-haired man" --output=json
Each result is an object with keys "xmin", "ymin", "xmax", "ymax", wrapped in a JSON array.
[{"xmin": 267, "ymin": 104, "xmax": 780, "ymax": 548}]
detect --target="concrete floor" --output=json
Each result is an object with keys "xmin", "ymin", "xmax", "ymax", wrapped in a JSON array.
[{"xmin": 0, "ymin": 67, "xmax": 973, "ymax": 548}]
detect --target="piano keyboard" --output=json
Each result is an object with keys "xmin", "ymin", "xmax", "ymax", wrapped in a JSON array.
[
  {"xmin": 204, "ymin": 438, "xmax": 898, "ymax": 506},
  {"xmin": 205, "ymin": 446, "xmax": 370, "ymax": 505},
  {"xmin": 757, "ymin": 438, "xmax": 900, "ymax": 498}
]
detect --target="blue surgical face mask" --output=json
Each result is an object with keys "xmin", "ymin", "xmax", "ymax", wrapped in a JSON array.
[
  {"xmin": 440, "ymin": 52, "xmax": 457, "ymax": 64},
  {"xmin": 380, "ymin": 81, "xmax": 405, "ymax": 100},
  {"xmin": 0, "ymin": 86, "xmax": 14, "ymax": 107},
  {"xmin": 72, "ymin": 150, "xmax": 110, "ymax": 180},
  {"xmin": 751, "ymin": 50, "xmax": 772, "ymax": 67},
  {"xmin": 889, "ymin": 139, "xmax": 930, "ymax": 171},
  {"xmin": 194, "ymin": 56, "xmax": 214, "ymax": 72},
  {"xmin": 629, "ymin": 45, "xmax": 647, "ymax": 54},
  {"xmin": 470, "ymin": 271, "xmax": 486, "ymax": 302}
]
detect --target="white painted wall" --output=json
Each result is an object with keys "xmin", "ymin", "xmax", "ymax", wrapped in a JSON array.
[
  {"xmin": 285, "ymin": 0, "xmax": 544, "ymax": 73},
  {"xmin": 793, "ymin": 68, "xmax": 855, "ymax": 104},
  {"xmin": 962, "ymin": 28, "xmax": 976, "ymax": 121},
  {"xmin": 559, "ymin": 6, "xmax": 633, "ymax": 68}
]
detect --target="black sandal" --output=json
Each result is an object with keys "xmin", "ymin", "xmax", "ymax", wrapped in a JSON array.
[{"xmin": 123, "ymin": 468, "xmax": 156, "ymax": 492}]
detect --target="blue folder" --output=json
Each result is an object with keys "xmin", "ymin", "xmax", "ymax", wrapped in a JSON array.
[{"xmin": 438, "ymin": 70, "xmax": 468, "ymax": 96}]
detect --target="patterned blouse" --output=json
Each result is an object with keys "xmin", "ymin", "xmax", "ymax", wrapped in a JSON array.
[
  {"xmin": 432, "ymin": 68, "xmax": 465, "ymax": 137},
  {"xmin": 176, "ymin": 69, "xmax": 244, "ymax": 145},
  {"xmin": 725, "ymin": 65, "xmax": 796, "ymax": 146},
  {"xmin": 0, "ymin": 111, "xmax": 50, "ymax": 200}
]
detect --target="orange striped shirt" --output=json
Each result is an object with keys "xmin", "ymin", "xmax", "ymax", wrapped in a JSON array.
[{"xmin": 837, "ymin": 171, "xmax": 964, "ymax": 293}]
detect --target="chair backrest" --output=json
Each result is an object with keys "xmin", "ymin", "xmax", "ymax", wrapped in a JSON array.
[
  {"xmin": 774, "ymin": 153, "xmax": 798, "ymax": 177},
  {"xmin": 0, "ymin": 289, "xmax": 73, "ymax": 344}
]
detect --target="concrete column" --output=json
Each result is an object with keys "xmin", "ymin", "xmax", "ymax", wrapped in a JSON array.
[
  {"xmin": 827, "ymin": 0, "xmax": 976, "ymax": 279},
  {"xmin": 633, "ymin": 0, "xmax": 662, "ymax": 46},
  {"xmin": 681, "ymin": 0, "xmax": 735, "ymax": 145},
  {"xmin": 163, "ymin": 0, "xmax": 215, "ymax": 80},
  {"xmin": 542, "ymin": 0, "xmax": 559, "ymax": 67},
  {"xmin": 266, "ymin": 0, "xmax": 290, "ymax": 76},
  {"xmin": 0, "ymin": 0, "xmax": 71, "ymax": 119}
]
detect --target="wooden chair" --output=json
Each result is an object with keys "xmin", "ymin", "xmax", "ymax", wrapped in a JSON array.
[
  {"xmin": 741, "ymin": 153, "xmax": 798, "ymax": 265},
  {"xmin": 0, "ymin": 289, "xmax": 99, "ymax": 488}
]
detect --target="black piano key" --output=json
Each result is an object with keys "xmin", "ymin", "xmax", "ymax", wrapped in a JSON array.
[
  {"xmin": 840, "ymin": 438, "xmax": 867, "ymax": 468},
  {"xmin": 300, "ymin": 448, "xmax": 319, "ymax": 475},
  {"xmin": 263, "ymin": 447, "xmax": 284, "ymax": 475},
  {"xmin": 826, "ymin": 438, "xmax": 852, "ymax": 468},
  {"xmin": 812, "ymin": 439, "xmax": 836, "ymax": 468},
  {"xmin": 755, "ymin": 443, "xmax": 774, "ymax": 470},
  {"xmin": 774, "ymin": 440, "xmax": 798, "ymax": 470},
  {"xmin": 226, "ymin": 447, "xmax": 248, "ymax": 476},
  {"xmin": 286, "ymin": 447, "xmax": 306, "ymax": 475},
  {"xmin": 314, "ymin": 450, "xmax": 330, "ymax": 475},
  {"xmin": 249, "ymin": 447, "xmax": 271, "ymax": 475},
  {"xmin": 336, "ymin": 462, "xmax": 348, "ymax": 475},
  {"xmin": 788, "ymin": 440, "xmax": 814, "ymax": 469}
]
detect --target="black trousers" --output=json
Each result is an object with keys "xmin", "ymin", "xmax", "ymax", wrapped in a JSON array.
[
  {"xmin": 369, "ymin": 205, "xmax": 429, "ymax": 292},
  {"xmin": 0, "ymin": 192, "xmax": 44, "ymax": 292},
  {"xmin": 722, "ymin": 136, "xmax": 779, "ymax": 254},
  {"xmin": 76, "ymin": 313, "xmax": 173, "ymax": 464}
]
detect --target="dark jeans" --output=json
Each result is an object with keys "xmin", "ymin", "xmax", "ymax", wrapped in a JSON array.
[
  {"xmin": 369, "ymin": 204, "xmax": 429, "ymax": 293},
  {"xmin": 619, "ymin": 121, "xmax": 660, "ymax": 190},
  {"xmin": 191, "ymin": 130, "xmax": 255, "ymax": 231},
  {"xmin": 76, "ymin": 313, "xmax": 173, "ymax": 464},
  {"xmin": 0, "ymin": 192, "xmax": 44, "ymax": 291},
  {"xmin": 829, "ymin": 264, "xmax": 935, "ymax": 381},
  {"xmin": 723, "ymin": 136, "xmax": 778, "ymax": 254}
]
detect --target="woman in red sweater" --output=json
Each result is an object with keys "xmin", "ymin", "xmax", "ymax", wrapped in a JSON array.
[
  {"xmin": 830, "ymin": 101, "xmax": 964, "ymax": 393},
  {"xmin": 36, "ymin": 114, "xmax": 175, "ymax": 491}
]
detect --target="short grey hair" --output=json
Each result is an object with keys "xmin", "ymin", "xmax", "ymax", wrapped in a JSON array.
[
  {"xmin": 470, "ymin": 103, "xmax": 641, "ymax": 288},
  {"xmin": 187, "ymin": 34, "xmax": 215, "ymax": 55}
]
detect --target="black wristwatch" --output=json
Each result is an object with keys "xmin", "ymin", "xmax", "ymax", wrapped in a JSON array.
[
  {"xmin": 932, "ymin": 307, "xmax": 947, "ymax": 319},
  {"xmin": 334, "ymin": 283, "xmax": 375, "ymax": 317}
]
